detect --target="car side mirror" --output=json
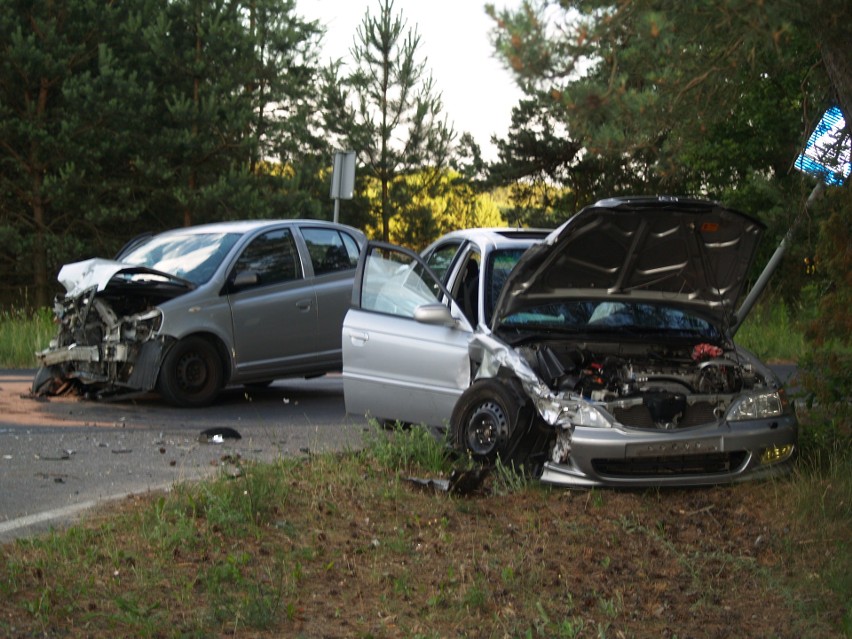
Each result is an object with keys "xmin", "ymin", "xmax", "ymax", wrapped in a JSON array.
[
  {"xmin": 231, "ymin": 270, "xmax": 259, "ymax": 290},
  {"xmin": 414, "ymin": 303, "xmax": 457, "ymax": 327}
]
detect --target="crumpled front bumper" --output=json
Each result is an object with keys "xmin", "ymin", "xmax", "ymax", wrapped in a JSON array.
[
  {"xmin": 468, "ymin": 332, "xmax": 798, "ymax": 488},
  {"xmin": 539, "ymin": 413, "xmax": 797, "ymax": 488}
]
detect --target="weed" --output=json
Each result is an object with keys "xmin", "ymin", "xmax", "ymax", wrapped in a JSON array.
[
  {"xmin": 736, "ymin": 299, "xmax": 808, "ymax": 362},
  {"xmin": 492, "ymin": 456, "xmax": 531, "ymax": 494},
  {"xmin": 461, "ymin": 577, "xmax": 488, "ymax": 611},
  {"xmin": 361, "ymin": 419, "xmax": 452, "ymax": 474},
  {"xmin": 556, "ymin": 615, "xmax": 585, "ymax": 638},
  {"xmin": 0, "ymin": 306, "xmax": 54, "ymax": 368},
  {"xmin": 598, "ymin": 591, "xmax": 623, "ymax": 619}
]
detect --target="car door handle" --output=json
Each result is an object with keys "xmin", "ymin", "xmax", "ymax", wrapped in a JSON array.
[
  {"xmin": 348, "ymin": 330, "xmax": 369, "ymax": 345},
  {"xmin": 296, "ymin": 299, "xmax": 313, "ymax": 312}
]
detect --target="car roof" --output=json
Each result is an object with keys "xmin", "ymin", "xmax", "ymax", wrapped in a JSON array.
[
  {"xmin": 155, "ymin": 219, "xmax": 356, "ymax": 235},
  {"xmin": 426, "ymin": 227, "xmax": 551, "ymax": 253}
]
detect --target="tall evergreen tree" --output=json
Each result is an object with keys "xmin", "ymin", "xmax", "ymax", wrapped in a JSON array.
[
  {"xmin": 0, "ymin": 0, "xmax": 328, "ymax": 307},
  {"xmin": 0, "ymin": 0, "xmax": 136, "ymax": 306},
  {"xmin": 332, "ymin": 0, "xmax": 455, "ymax": 242},
  {"xmin": 485, "ymin": 0, "xmax": 846, "ymax": 190}
]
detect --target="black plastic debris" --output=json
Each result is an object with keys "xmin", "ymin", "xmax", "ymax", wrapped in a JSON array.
[
  {"xmin": 405, "ymin": 467, "xmax": 490, "ymax": 495},
  {"xmin": 198, "ymin": 427, "xmax": 242, "ymax": 444},
  {"xmin": 36, "ymin": 452, "xmax": 71, "ymax": 461}
]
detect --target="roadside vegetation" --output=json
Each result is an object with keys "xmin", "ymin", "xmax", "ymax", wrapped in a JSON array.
[
  {"xmin": 0, "ymin": 307, "xmax": 54, "ymax": 370},
  {"xmin": 1, "ymin": 301, "xmax": 849, "ymax": 638}
]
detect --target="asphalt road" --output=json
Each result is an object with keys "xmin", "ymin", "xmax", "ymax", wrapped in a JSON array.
[{"xmin": 0, "ymin": 370, "xmax": 368, "ymax": 542}]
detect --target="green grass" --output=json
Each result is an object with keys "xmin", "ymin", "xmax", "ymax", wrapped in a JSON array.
[
  {"xmin": 0, "ymin": 306, "xmax": 54, "ymax": 368},
  {"xmin": 735, "ymin": 299, "xmax": 809, "ymax": 362}
]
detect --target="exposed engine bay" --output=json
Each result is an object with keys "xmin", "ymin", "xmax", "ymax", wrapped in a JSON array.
[
  {"xmin": 33, "ymin": 278, "xmax": 181, "ymax": 398},
  {"xmin": 516, "ymin": 339, "xmax": 766, "ymax": 430}
]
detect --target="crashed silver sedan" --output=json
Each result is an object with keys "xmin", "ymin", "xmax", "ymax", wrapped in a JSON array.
[
  {"xmin": 34, "ymin": 220, "xmax": 365, "ymax": 407},
  {"xmin": 342, "ymin": 196, "xmax": 797, "ymax": 487}
]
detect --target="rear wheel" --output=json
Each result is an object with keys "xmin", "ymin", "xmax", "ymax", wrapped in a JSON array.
[
  {"xmin": 451, "ymin": 379, "xmax": 527, "ymax": 463},
  {"xmin": 157, "ymin": 337, "xmax": 223, "ymax": 407}
]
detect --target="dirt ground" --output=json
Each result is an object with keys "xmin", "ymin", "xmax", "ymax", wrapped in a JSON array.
[{"xmin": 2, "ymin": 460, "xmax": 846, "ymax": 638}]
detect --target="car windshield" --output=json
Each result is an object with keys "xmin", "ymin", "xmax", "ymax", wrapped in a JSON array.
[
  {"xmin": 120, "ymin": 232, "xmax": 242, "ymax": 285},
  {"xmin": 498, "ymin": 300, "xmax": 721, "ymax": 340}
]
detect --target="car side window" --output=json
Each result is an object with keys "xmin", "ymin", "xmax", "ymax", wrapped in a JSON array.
[
  {"xmin": 233, "ymin": 228, "xmax": 302, "ymax": 288},
  {"xmin": 361, "ymin": 246, "xmax": 443, "ymax": 318},
  {"xmin": 453, "ymin": 250, "xmax": 481, "ymax": 325},
  {"xmin": 425, "ymin": 241, "xmax": 463, "ymax": 283},
  {"xmin": 302, "ymin": 227, "xmax": 359, "ymax": 276}
]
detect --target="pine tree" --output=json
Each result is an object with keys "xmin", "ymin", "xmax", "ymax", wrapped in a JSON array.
[{"xmin": 336, "ymin": 0, "xmax": 454, "ymax": 242}]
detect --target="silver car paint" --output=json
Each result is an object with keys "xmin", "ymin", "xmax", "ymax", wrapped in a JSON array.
[
  {"xmin": 36, "ymin": 220, "xmax": 366, "ymax": 403},
  {"xmin": 342, "ymin": 198, "xmax": 798, "ymax": 487},
  {"xmin": 342, "ymin": 242, "xmax": 474, "ymax": 426}
]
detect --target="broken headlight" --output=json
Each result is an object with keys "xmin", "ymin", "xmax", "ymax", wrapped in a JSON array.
[
  {"xmin": 570, "ymin": 402, "xmax": 611, "ymax": 428},
  {"xmin": 726, "ymin": 390, "xmax": 786, "ymax": 421}
]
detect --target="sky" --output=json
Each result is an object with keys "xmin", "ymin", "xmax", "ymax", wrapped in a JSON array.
[{"xmin": 296, "ymin": 0, "xmax": 524, "ymax": 160}]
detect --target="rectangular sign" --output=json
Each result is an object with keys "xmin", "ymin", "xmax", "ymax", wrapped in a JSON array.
[{"xmin": 794, "ymin": 106, "xmax": 850, "ymax": 185}]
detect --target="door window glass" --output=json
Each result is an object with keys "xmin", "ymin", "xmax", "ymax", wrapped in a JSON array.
[
  {"xmin": 361, "ymin": 246, "xmax": 443, "ymax": 318},
  {"xmin": 425, "ymin": 241, "xmax": 463, "ymax": 283},
  {"xmin": 453, "ymin": 250, "xmax": 481, "ymax": 325},
  {"xmin": 302, "ymin": 227, "xmax": 360, "ymax": 275},
  {"xmin": 233, "ymin": 228, "xmax": 302, "ymax": 288}
]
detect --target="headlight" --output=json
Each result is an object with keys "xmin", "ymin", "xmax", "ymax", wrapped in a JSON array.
[
  {"xmin": 571, "ymin": 402, "xmax": 611, "ymax": 428},
  {"xmin": 727, "ymin": 390, "xmax": 786, "ymax": 421}
]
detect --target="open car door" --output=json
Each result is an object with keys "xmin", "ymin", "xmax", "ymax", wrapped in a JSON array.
[{"xmin": 342, "ymin": 242, "xmax": 474, "ymax": 427}]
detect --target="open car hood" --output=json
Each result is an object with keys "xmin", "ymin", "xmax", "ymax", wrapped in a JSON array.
[
  {"xmin": 58, "ymin": 258, "xmax": 195, "ymax": 297},
  {"xmin": 492, "ymin": 196, "xmax": 765, "ymax": 330}
]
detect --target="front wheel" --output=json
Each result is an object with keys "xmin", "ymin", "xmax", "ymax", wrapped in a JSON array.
[
  {"xmin": 451, "ymin": 379, "xmax": 527, "ymax": 463},
  {"xmin": 157, "ymin": 337, "xmax": 224, "ymax": 407}
]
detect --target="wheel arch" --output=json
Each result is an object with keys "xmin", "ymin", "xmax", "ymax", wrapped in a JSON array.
[
  {"xmin": 159, "ymin": 331, "xmax": 233, "ymax": 386},
  {"xmin": 451, "ymin": 374, "xmax": 536, "ymax": 463}
]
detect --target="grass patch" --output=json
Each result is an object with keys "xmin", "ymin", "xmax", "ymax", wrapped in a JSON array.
[
  {"xmin": 0, "ymin": 306, "xmax": 54, "ymax": 368},
  {"xmin": 735, "ymin": 298, "xmax": 808, "ymax": 362},
  {"xmin": 1, "ymin": 420, "xmax": 849, "ymax": 638}
]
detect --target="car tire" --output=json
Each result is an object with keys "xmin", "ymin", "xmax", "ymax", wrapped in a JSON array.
[
  {"xmin": 451, "ymin": 379, "xmax": 529, "ymax": 463},
  {"xmin": 32, "ymin": 365, "xmax": 59, "ymax": 395},
  {"xmin": 157, "ymin": 336, "xmax": 224, "ymax": 407}
]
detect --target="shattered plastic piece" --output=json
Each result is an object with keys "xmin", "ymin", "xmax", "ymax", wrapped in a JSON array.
[
  {"xmin": 406, "ymin": 476, "xmax": 450, "ymax": 492},
  {"xmin": 198, "ymin": 427, "xmax": 242, "ymax": 443},
  {"xmin": 405, "ymin": 467, "xmax": 490, "ymax": 495}
]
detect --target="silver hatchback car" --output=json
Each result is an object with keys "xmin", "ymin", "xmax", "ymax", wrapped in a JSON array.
[
  {"xmin": 342, "ymin": 197, "xmax": 797, "ymax": 487},
  {"xmin": 34, "ymin": 219, "xmax": 366, "ymax": 407}
]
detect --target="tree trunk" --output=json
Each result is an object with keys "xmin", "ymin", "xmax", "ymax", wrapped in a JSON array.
[
  {"xmin": 381, "ymin": 177, "xmax": 390, "ymax": 242},
  {"xmin": 31, "ymin": 76, "xmax": 51, "ymax": 308}
]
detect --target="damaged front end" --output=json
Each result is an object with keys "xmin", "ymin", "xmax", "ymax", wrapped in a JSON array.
[
  {"xmin": 33, "ymin": 259, "xmax": 191, "ymax": 400},
  {"xmin": 467, "ymin": 332, "xmax": 796, "ymax": 488}
]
